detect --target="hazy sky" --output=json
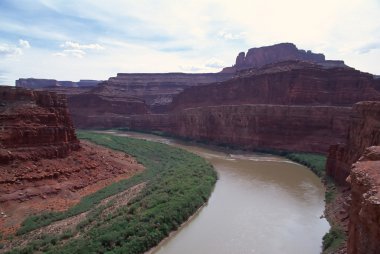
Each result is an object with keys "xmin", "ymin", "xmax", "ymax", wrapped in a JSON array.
[{"xmin": 0, "ymin": 0, "xmax": 379, "ymax": 85}]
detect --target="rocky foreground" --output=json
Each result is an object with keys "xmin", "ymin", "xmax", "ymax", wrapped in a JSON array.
[{"xmin": 0, "ymin": 86, "xmax": 142, "ymax": 236}]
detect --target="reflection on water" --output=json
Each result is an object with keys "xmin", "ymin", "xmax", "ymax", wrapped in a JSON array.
[{"xmin": 99, "ymin": 131, "xmax": 330, "ymax": 254}]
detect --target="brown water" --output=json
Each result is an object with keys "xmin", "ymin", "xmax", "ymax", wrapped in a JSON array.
[{"xmin": 101, "ymin": 131, "xmax": 330, "ymax": 254}]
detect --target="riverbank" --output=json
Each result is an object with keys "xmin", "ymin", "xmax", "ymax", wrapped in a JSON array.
[
  {"xmin": 113, "ymin": 129, "xmax": 347, "ymax": 253},
  {"xmin": 2, "ymin": 131, "xmax": 216, "ymax": 254}
]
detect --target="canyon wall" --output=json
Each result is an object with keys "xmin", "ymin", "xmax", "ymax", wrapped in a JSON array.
[
  {"xmin": 16, "ymin": 78, "xmax": 101, "ymax": 89},
  {"xmin": 126, "ymin": 104, "xmax": 351, "ymax": 153},
  {"xmin": 347, "ymin": 146, "xmax": 380, "ymax": 254},
  {"xmin": 221, "ymin": 43, "xmax": 346, "ymax": 73},
  {"xmin": 172, "ymin": 61, "xmax": 380, "ymax": 111},
  {"xmin": 326, "ymin": 101, "xmax": 380, "ymax": 185},
  {"xmin": 0, "ymin": 86, "xmax": 80, "ymax": 163},
  {"xmin": 106, "ymin": 72, "xmax": 233, "ymax": 111},
  {"xmin": 67, "ymin": 85, "xmax": 149, "ymax": 128}
]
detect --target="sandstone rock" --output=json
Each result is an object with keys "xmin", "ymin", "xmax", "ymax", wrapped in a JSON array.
[
  {"xmin": 347, "ymin": 146, "xmax": 380, "ymax": 254},
  {"xmin": 16, "ymin": 78, "xmax": 101, "ymax": 89},
  {"xmin": 106, "ymin": 72, "xmax": 233, "ymax": 111},
  {"xmin": 172, "ymin": 61, "xmax": 380, "ymax": 111},
  {"xmin": 0, "ymin": 86, "xmax": 80, "ymax": 163},
  {"xmin": 221, "ymin": 42, "xmax": 346, "ymax": 73},
  {"xmin": 125, "ymin": 104, "xmax": 351, "ymax": 154},
  {"xmin": 326, "ymin": 101, "xmax": 380, "ymax": 185}
]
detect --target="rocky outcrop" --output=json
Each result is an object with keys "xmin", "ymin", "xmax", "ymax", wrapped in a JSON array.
[
  {"xmin": 126, "ymin": 104, "xmax": 351, "ymax": 153},
  {"xmin": 347, "ymin": 146, "xmax": 380, "ymax": 254},
  {"xmin": 16, "ymin": 78, "xmax": 101, "ymax": 89},
  {"xmin": 67, "ymin": 83, "xmax": 149, "ymax": 128},
  {"xmin": 221, "ymin": 43, "xmax": 346, "ymax": 73},
  {"xmin": 0, "ymin": 86, "xmax": 80, "ymax": 163},
  {"xmin": 327, "ymin": 101, "xmax": 380, "ymax": 185},
  {"xmin": 172, "ymin": 61, "xmax": 380, "ymax": 111},
  {"xmin": 106, "ymin": 72, "xmax": 233, "ymax": 111}
]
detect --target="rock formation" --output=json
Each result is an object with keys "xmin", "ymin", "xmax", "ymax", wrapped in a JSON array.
[
  {"xmin": 16, "ymin": 78, "xmax": 101, "ymax": 89},
  {"xmin": 221, "ymin": 43, "xmax": 346, "ymax": 73},
  {"xmin": 172, "ymin": 61, "xmax": 380, "ymax": 111},
  {"xmin": 67, "ymin": 83, "xmax": 150, "ymax": 128},
  {"xmin": 126, "ymin": 105, "xmax": 351, "ymax": 153},
  {"xmin": 326, "ymin": 101, "xmax": 380, "ymax": 185},
  {"xmin": 0, "ymin": 86, "xmax": 80, "ymax": 163},
  {"xmin": 347, "ymin": 146, "xmax": 380, "ymax": 254},
  {"xmin": 324, "ymin": 101, "xmax": 380, "ymax": 254},
  {"xmin": 106, "ymin": 72, "xmax": 233, "ymax": 112},
  {"xmin": 0, "ymin": 86, "xmax": 142, "ymax": 235}
]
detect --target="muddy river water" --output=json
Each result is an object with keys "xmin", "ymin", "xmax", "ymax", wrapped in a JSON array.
[{"xmin": 103, "ymin": 131, "xmax": 330, "ymax": 254}]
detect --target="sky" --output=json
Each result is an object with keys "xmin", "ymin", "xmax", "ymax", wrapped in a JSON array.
[{"xmin": 0, "ymin": 0, "xmax": 379, "ymax": 85}]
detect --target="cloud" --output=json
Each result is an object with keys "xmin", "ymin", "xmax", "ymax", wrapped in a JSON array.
[
  {"xmin": 53, "ymin": 49, "xmax": 86, "ymax": 58},
  {"xmin": 19, "ymin": 39, "xmax": 31, "ymax": 48},
  {"xmin": 180, "ymin": 57, "xmax": 226, "ymax": 72},
  {"xmin": 218, "ymin": 31, "xmax": 247, "ymax": 40},
  {"xmin": 205, "ymin": 57, "xmax": 225, "ymax": 68},
  {"xmin": 357, "ymin": 42, "xmax": 380, "ymax": 54},
  {"xmin": 53, "ymin": 41, "xmax": 104, "ymax": 58},
  {"xmin": 60, "ymin": 41, "xmax": 104, "ymax": 50},
  {"xmin": 0, "ymin": 43, "xmax": 22, "ymax": 56}
]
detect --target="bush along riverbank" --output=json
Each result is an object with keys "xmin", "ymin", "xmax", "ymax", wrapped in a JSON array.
[{"xmin": 6, "ymin": 131, "xmax": 217, "ymax": 254}]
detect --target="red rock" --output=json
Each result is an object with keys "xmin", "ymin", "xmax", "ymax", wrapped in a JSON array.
[
  {"xmin": 0, "ymin": 86, "xmax": 80, "ymax": 163},
  {"xmin": 347, "ymin": 146, "xmax": 380, "ymax": 254},
  {"xmin": 326, "ymin": 101, "xmax": 380, "ymax": 185},
  {"xmin": 171, "ymin": 61, "xmax": 380, "ymax": 111},
  {"xmin": 221, "ymin": 43, "xmax": 345, "ymax": 73},
  {"xmin": 126, "ymin": 104, "xmax": 350, "ymax": 153}
]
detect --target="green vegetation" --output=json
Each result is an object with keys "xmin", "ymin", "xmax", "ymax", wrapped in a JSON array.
[
  {"xmin": 322, "ymin": 226, "xmax": 346, "ymax": 252},
  {"xmin": 284, "ymin": 153, "xmax": 326, "ymax": 177},
  {"xmin": 10, "ymin": 131, "xmax": 216, "ymax": 254}
]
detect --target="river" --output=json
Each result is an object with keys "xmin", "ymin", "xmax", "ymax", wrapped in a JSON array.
[{"xmin": 101, "ymin": 131, "xmax": 330, "ymax": 254}]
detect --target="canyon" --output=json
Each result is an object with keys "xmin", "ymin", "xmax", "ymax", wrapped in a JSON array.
[
  {"xmin": 122, "ymin": 61, "xmax": 380, "ymax": 155},
  {"xmin": 0, "ymin": 86, "xmax": 142, "ymax": 236},
  {"xmin": 5, "ymin": 42, "xmax": 380, "ymax": 253}
]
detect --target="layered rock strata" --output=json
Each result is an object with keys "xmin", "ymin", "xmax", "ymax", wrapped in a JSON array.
[
  {"xmin": 327, "ymin": 101, "xmax": 380, "ymax": 185},
  {"xmin": 106, "ymin": 72, "xmax": 233, "ymax": 111},
  {"xmin": 221, "ymin": 42, "xmax": 346, "ymax": 73},
  {"xmin": 172, "ymin": 61, "xmax": 380, "ymax": 111},
  {"xmin": 126, "ymin": 104, "xmax": 351, "ymax": 154},
  {"xmin": 347, "ymin": 146, "xmax": 380, "ymax": 254},
  {"xmin": 0, "ymin": 86, "xmax": 80, "ymax": 163},
  {"xmin": 16, "ymin": 78, "xmax": 101, "ymax": 89},
  {"xmin": 67, "ymin": 83, "xmax": 150, "ymax": 128}
]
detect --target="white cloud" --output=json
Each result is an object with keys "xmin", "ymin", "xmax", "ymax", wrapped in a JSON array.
[
  {"xmin": 53, "ymin": 41, "xmax": 104, "ymax": 58},
  {"xmin": 19, "ymin": 39, "xmax": 31, "ymax": 48},
  {"xmin": 60, "ymin": 41, "xmax": 104, "ymax": 50},
  {"xmin": 0, "ymin": 43, "xmax": 23, "ymax": 56},
  {"xmin": 53, "ymin": 49, "xmax": 86, "ymax": 58},
  {"xmin": 218, "ymin": 31, "xmax": 247, "ymax": 41}
]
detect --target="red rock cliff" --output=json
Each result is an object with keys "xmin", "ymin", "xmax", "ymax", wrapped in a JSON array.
[
  {"xmin": 126, "ymin": 104, "xmax": 351, "ymax": 153},
  {"xmin": 67, "ymin": 83, "xmax": 150, "ymax": 128},
  {"xmin": 0, "ymin": 86, "xmax": 80, "ymax": 163},
  {"xmin": 221, "ymin": 43, "xmax": 345, "ymax": 73},
  {"xmin": 347, "ymin": 146, "xmax": 380, "ymax": 254},
  {"xmin": 326, "ymin": 101, "xmax": 380, "ymax": 185},
  {"xmin": 172, "ymin": 61, "xmax": 380, "ymax": 111}
]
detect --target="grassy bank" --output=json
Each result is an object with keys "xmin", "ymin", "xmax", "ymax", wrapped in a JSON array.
[{"xmin": 8, "ymin": 131, "xmax": 217, "ymax": 254}]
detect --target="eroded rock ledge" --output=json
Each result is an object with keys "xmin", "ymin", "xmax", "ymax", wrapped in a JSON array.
[
  {"xmin": 347, "ymin": 146, "xmax": 380, "ymax": 254},
  {"xmin": 0, "ymin": 86, "xmax": 80, "ymax": 163}
]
